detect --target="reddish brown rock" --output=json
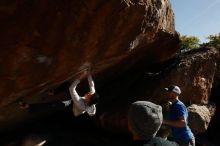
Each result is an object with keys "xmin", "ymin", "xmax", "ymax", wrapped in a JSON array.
[
  {"xmin": 0, "ymin": 1, "xmax": 219, "ymax": 139},
  {"xmin": 159, "ymin": 48, "xmax": 219, "ymax": 104},
  {"xmin": 188, "ymin": 104, "xmax": 216, "ymax": 134},
  {"xmin": 0, "ymin": 0, "xmax": 179, "ymax": 108}
]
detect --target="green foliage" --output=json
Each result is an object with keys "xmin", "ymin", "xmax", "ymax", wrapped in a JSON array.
[
  {"xmin": 201, "ymin": 33, "xmax": 220, "ymax": 50},
  {"xmin": 180, "ymin": 35, "xmax": 200, "ymax": 51}
]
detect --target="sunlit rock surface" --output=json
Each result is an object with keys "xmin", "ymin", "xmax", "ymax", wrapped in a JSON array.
[
  {"xmin": 160, "ymin": 48, "xmax": 219, "ymax": 104},
  {"xmin": 188, "ymin": 104, "xmax": 216, "ymax": 134}
]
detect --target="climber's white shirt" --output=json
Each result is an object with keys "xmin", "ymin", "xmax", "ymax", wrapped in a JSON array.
[{"xmin": 69, "ymin": 75, "xmax": 96, "ymax": 116}]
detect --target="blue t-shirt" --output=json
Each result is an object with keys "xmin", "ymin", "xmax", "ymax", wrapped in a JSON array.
[{"xmin": 170, "ymin": 100, "xmax": 193, "ymax": 141}]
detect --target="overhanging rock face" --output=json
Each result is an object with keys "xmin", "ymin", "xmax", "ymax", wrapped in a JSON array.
[{"xmin": 0, "ymin": 0, "xmax": 179, "ymax": 107}]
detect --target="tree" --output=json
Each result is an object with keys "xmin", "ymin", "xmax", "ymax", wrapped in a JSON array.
[
  {"xmin": 180, "ymin": 35, "xmax": 200, "ymax": 51},
  {"xmin": 201, "ymin": 33, "xmax": 220, "ymax": 50}
]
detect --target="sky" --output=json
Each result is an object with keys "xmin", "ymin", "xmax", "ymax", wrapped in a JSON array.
[{"xmin": 170, "ymin": 0, "xmax": 220, "ymax": 43}]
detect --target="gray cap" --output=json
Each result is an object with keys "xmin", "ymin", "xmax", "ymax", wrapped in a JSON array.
[{"xmin": 128, "ymin": 101, "xmax": 163, "ymax": 140}]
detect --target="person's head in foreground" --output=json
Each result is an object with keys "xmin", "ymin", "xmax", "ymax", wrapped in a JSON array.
[{"xmin": 127, "ymin": 101, "xmax": 163, "ymax": 141}]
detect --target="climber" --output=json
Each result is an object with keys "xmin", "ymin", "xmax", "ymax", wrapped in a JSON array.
[
  {"xmin": 19, "ymin": 70, "xmax": 99, "ymax": 117},
  {"xmin": 162, "ymin": 85, "xmax": 195, "ymax": 146},
  {"xmin": 128, "ymin": 101, "xmax": 179, "ymax": 146}
]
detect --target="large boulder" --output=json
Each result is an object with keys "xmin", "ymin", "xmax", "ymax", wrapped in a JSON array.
[
  {"xmin": 0, "ymin": 0, "xmax": 179, "ymax": 130},
  {"xmin": 0, "ymin": 0, "xmax": 178, "ymax": 108},
  {"xmin": 158, "ymin": 48, "xmax": 219, "ymax": 104},
  {"xmin": 1, "ymin": 1, "xmax": 218, "ymax": 139},
  {"xmin": 188, "ymin": 104, "xmax": 216, "ymax": 134}
]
